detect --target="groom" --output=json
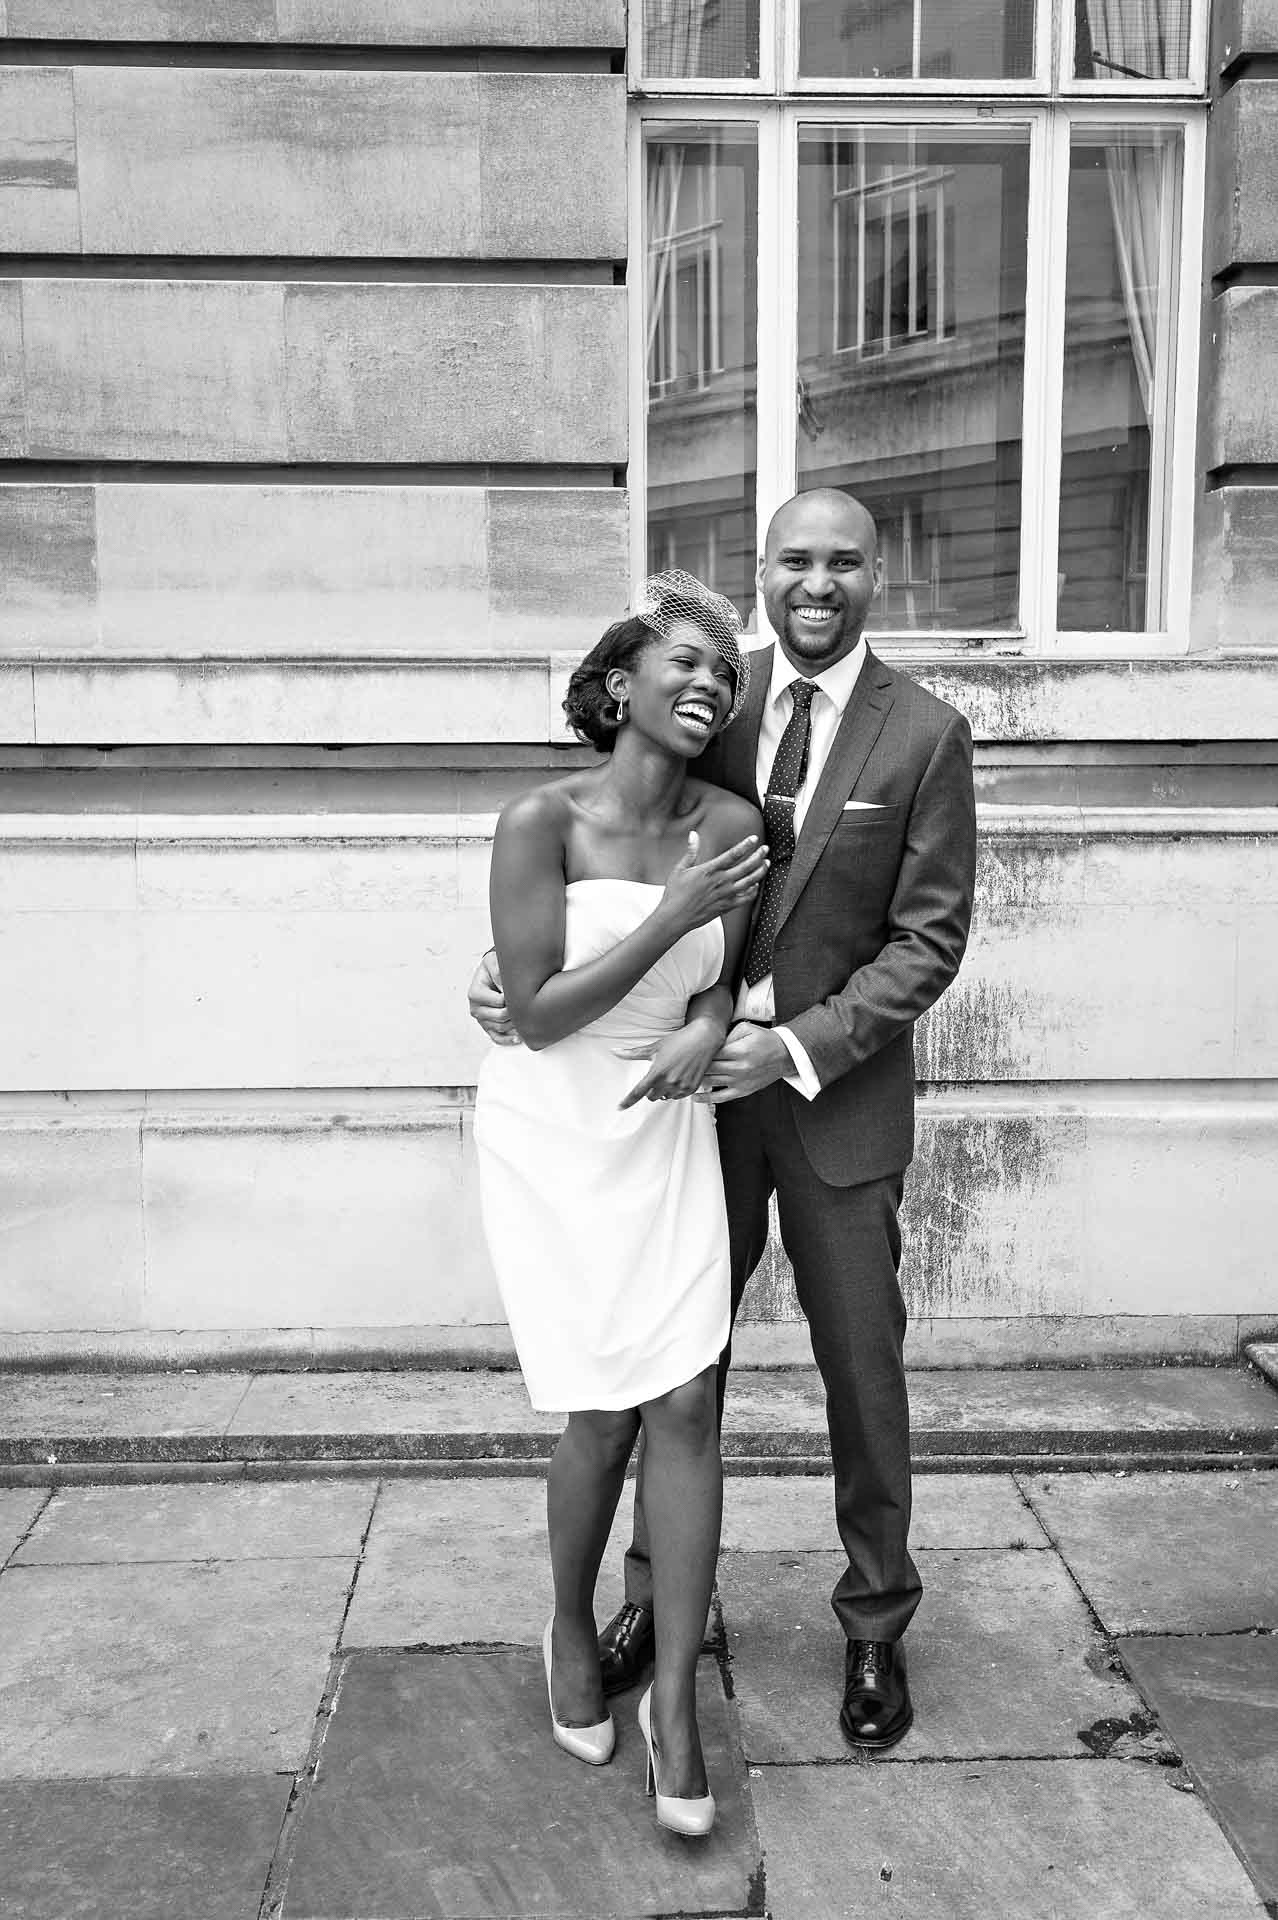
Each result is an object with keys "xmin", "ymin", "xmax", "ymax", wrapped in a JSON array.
[{"xmin": 472, "ymin": 488, "xmax": 976, "ymax": 1749}]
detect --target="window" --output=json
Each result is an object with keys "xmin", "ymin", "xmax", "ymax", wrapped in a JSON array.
[{"xmin": 629, "ymin": 0, "xmax": 1207, "ymax": 651}]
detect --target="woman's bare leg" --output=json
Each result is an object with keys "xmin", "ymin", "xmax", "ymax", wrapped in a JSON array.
[
  {"xmin": 547, "ymin": 1405, "xmax": 642, "ymax": 1725},
  {"xmin": 640, "ymin": 1364, "xmax": 722, "ymax": 1796}
]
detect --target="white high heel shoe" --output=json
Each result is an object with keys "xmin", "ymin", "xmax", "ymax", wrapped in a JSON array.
[
  {"xmin": 637, "ymin": 1685, "xmax": 716, "ymax": 1837},
  {"xmin": 542, "ymin": 1620, "xmax": 615, "ymax": 1765}
]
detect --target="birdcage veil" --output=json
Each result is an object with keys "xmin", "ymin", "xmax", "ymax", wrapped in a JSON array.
[{"xmin": 634, "ymin": 569, "xmax": 750, "ymax": 724}]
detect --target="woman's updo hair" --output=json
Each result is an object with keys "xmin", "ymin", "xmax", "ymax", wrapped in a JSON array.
[
  {"xmin": 562, "ymin": 615, "xmax": 658, "ymax": 753},
  {"xmin": 562, "ymin": 571, "xmax": 749, "ymax": 754}
]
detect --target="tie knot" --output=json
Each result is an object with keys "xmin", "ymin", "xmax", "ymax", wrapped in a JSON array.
[{"xmin": 787, "ymin": 679, "xmax": 816, "ymax": 714}]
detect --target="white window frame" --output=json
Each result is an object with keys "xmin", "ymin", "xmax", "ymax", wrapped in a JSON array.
[{"xmin": 628, "ymin": 3, "xmax": 1208, "ymax": 657}]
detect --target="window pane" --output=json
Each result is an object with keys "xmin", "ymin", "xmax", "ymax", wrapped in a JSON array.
[
  {"xmin": 1057, "ymin": 128, "xmax": 1182, "ymax": 631},
  {"xmin": 643, "ymin": 1, "xmax": 761, "ymax": 80},
  {"xmin": 1074, "ymin": 1, "xmax": 1192, "ymax": 81},
  {"xmin": 644, "ymin": 125, "xmax": 758, "ymax": 619},
  {"xmin": 797, "ymin": 127, "xmax": 1029, "ymax": 631},
  {"xmin": 799, "ymin": 0, "xmax": 1036, "ymax": 80}
]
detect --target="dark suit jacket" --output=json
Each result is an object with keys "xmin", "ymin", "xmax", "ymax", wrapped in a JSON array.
[{"xmin": 699, "ymin": 644, "xmax": 977, "ymax": 1187}]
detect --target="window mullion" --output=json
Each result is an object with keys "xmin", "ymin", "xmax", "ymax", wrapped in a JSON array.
[
  {"xmin": 1029, "ymin": 109, "xmax": 1070, "ymax": 652},
  {"xmin": 755, "ymin": 104, "xmax": 795, "ymax": 585}
]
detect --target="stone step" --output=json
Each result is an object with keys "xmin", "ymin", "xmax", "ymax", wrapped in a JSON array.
[{"xmin": 1, "ymin": 1364, "xmax": 1275, "ymax": 1483}]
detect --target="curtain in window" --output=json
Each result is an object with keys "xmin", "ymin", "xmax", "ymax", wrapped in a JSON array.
[
  {"xmin": 644, "ymin": 8, "xmax": 707, "ymax": 368},
  {"xmin": 1082, "ymin": 1, "xmax": 1177, "ymax": 420}
]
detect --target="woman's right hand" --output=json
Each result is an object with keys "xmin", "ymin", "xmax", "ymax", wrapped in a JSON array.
[
  {"xmin": 467, "ymin": 949, "xmax": 521, "ymax": 1045},
  {"xmin": 659, "ymin": 831, "xmax": 769, "ymax": 935}
]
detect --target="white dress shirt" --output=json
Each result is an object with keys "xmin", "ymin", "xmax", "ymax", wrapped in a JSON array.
[{"xmin": 734, "ymin": 636, "xmax": 868, "ymax": 1099}]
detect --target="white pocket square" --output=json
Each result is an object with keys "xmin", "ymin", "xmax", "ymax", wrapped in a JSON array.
[{"xmin": 842, "ymin": 800, "xmax": 888, "ymax": 810}]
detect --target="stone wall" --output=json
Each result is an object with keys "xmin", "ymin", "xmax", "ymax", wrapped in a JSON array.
[{"xmin": 1, "ymin": 3, "xmax": 1276, "ymax": 1365}]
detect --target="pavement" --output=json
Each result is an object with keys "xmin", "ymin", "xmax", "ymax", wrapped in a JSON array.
[{"xmin": 0, "ymin": 1360, "xmax": 1276, "ymax": 1919}]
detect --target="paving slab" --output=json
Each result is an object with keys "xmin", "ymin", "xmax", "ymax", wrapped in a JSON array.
[
  {"xmin": 718, "ymin": 1547, "xmax": 1137, "ymax": 1762},
  {"xmin": 227, "ymin": 1370, "xmax": 561, "ymax": 1459},
  {"xmin": 751, "ymin": 1759, "xmax": 1268, "ymax": 1919},
  {"xmin": 1018, "ymin": 1470, "xmax": 1278, "ymax": 1631},
  {"xmin": 284, "ymin": 1650, "xmax": 759, "ymax": 1919},
  {"xmin": 0, "ymin": 1557, "xmax": 350, "ymax": 1776},
  {"xmin": 343, "ymin": 1478, "xmax": 637, "ymax": 1650},
  {"xmin": 1120, "ymin": 1634, "xmax": 1278, "ymax": 1905},
  {"xmin": 1246, "ymin": 1340, "xmax": 1278, "ymax": 1388},
  {"xmin": 0, "ymin": 1775, "xmax": 291, "ymax": 1920},
  {"xmin": 12, "ymin": 1478, "xmax": 378, "ymax": 1564},
  {"xmin": 0, "ymin": 1486, "xmax": 47, "ymax": 1561},
  {"xmin": 0, "ymin": 1370, "xmax": 251, "ymax": 1444},
  {"xmin": 721, "ymin": 1472, "xmax": 1047, "ymax": 1551}
]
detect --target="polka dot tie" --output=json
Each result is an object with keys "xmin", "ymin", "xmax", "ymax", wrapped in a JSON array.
[{"xmin": 744, "ymin": 679, "xmax": 817, "ymax": 987}]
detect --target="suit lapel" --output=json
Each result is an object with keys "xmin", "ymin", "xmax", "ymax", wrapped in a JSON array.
[
  {"xmin": 719, "ymin": 642, "xmax": 771, "ymax": 806},
  {"xmin": 776, "ymin": 649, "xmax": 895, "ymax": 931}
]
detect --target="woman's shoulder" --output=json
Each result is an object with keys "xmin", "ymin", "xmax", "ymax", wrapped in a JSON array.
[
  {"xmin": 494, "ymin": 777, "xmax": 581, "ymax": 853},
  {"xmin": 687, "ymin": 779, "xmax": 763, "ymax": 845}
]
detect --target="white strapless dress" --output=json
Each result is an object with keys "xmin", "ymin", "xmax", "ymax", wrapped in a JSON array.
[{"xmin": 474, "ymin": 879, "xmax": 731, "ymax": 1412}]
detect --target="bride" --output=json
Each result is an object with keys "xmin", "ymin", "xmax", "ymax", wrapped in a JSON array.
[{"xmin": 473, "ymin": 572, "xmax": 765, "ymax": 1836}]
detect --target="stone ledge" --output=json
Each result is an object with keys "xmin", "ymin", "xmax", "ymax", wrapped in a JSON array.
[
  {"xmin": 5, "ymin": 651, "xmax": 1278, "ymax": 747},
  {"xmin": 0, "ymin": 1366, "xmax": 1274, "ymax": 1481}
]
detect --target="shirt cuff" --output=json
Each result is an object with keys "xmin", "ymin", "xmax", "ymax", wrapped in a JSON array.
[{"xmin": 774, "ymin": 1024, "xmax": 822, "ymax": 1102}]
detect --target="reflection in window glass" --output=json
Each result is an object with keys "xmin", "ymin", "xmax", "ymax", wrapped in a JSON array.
[
  {"xmin": 800, "ymin": 0, "xmax": 1035, "ymax": 80},
  {"xmin": 1057, "ymin": 129, "xmax": 1181, "ymax": 631},
  {"xmin": 644, "ymin": 0, "xmax": 761, "ymax": 80},
  {"xmin": 797, "ymin": 128, "xmax": 1029, "ymax": 631},
  {"xmin": 1074, "ymin": 1, "xmax": 1191, "ymax": 81},
  {"xmin": 644, "ymin": 126, "xmax": 758, "ymax": 619}
]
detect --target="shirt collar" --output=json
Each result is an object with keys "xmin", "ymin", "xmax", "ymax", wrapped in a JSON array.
[{"xmin": 768, "ymin": 635, "xmax": 868, "ymax": 718}]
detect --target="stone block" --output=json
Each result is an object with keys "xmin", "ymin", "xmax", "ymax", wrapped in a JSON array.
[
  {"xmin": 1214, "ymin": 0, "xmax": 1278, "ymax": 66},
  {"xmin": 282, "ymin": 283, "xmax": 627, "ymax": 463},
  {"xmin": 74, "ymin": 69, "xmax": 480, "ymax": 257},
  {"xmin": 30, "ymin": 658, "xmax": 550, "ymax": 743},
  {"xmin": 0, "ymin": 1117, "xmax": 144, "ymax": 1330},
  {"xmin": 1205, "ymin": 285, "xmax": 1278, "ymax": 468},
  {"xmin": 0, "ymin": 1777, "xmax": 292, "ymax": 1920},
  {"xmin": 22, "ymin": 280, "xmax": 289, "ymax": 462},
  {"xmin": 140, "ymin": 1109, "xmax": 502, "ymax": 1329},
  {"xmin": 1194, "ymin": 486, "xmax": 1278, "ymax": 650},
  {"xmin": 0, "ymin": 67, "xmax": 79, "ymax": 252},
  {"xmin": 0, "ymin": 663, "xmax": 35, "ymax": 739},
  {"xmin": 487, "ymin": 485, "xmax": 630, "ymax": 647},
  {"xmin": 0, "ymin": 485, "xmax": 98, "ymax": 649},
  {"xmin": 752, "ymin": 1762, "xmax": 1269, "ymax": 1920},
  {"xmin": 479, "ymin": 76, "xmax": 625, "ymax": 256},
  {"xmin": 1205, "ymin": 82, "xmax": 1278, "ymax": 274},
  {"xmin": 70, "ymin": 69, "xmax": 622, "ymax": 259},
  {"xmin": 78, "ymin": 484, "xmax": 627, "ymax": 656},
  {"xmin": 275, "ymin": 0, "xmax": 626, "ymax": 43},
  {"xmin": 284, "ymin": 1651, "xmax": 758, "ymax": 1920},
  {"xmin": 1121, "ymin": 1635, "xmax": 1278, "ymax": 1904},
  {"xmin": 0, "ymin": 1557, "xmax": 350, "ymax": 1776},
  {"xmin": 0, "ymin": 280, "xmax": 24, "ymax": 456},
  {"xmin": 1018, "ymin": 1471, "xmax": 1278, "ymax": 1633},
  {"xmin": 15, "ymin": 1481, "xmax": 377, "ymax": 1564},
  {"xmin": 0, "ymin": 910, "xmax": 144, "ymax": 1089},
  {"xmin": 4, "ymin": 0, "xmax": 275, "ymax": 32},
  {"xmin": 718, "ymin": 1547, "xmax": 1138, "ymax": 1762}
]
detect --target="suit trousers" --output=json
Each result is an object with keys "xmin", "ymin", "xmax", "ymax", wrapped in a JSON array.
[{"xmin": 623, "ymin": 1080, "xmax": 922, "ymax": 1645}]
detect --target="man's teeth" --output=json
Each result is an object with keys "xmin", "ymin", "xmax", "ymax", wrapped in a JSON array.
[{"xmin": 794, "ymin": 605, "xmax": 836, "ymax": 622}]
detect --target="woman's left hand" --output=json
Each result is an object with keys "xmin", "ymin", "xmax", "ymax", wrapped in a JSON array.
[{"xmin": 618, "ymin": 1017, "xmax": 725, "ymax": 1109}]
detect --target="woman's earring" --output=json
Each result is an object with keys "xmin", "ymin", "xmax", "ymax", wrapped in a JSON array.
[{"xmin": 615, "ymin": 692, "xmax": 628, "ymax": 725}]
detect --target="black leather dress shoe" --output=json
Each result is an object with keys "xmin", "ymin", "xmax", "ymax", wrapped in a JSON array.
[
  {"xmin": 598, "ymin": 1602, "xmax": 655, "ymax": 1695},
  {"xmin": 839, "ymin": 1638, "xmax": 913, "ymax": 1751}
]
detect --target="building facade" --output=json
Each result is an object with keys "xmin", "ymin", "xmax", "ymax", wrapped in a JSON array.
[{"xmin": 0, "ymin": 0, "xmax": 1275, "ymax": 1365}]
